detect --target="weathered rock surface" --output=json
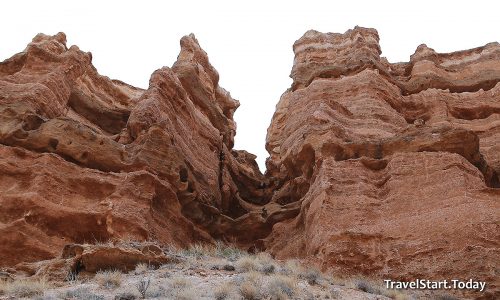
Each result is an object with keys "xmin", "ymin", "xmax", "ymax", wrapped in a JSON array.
[
  {"xmin": 0, "ymin": 32, "xmax": 266, "ymax": 269},
  {"xmin": 0, "ymin": 27, "xmax": 499, "ymax": 299},
  {"xmin": 13, "ymin": 242, "xmax": 177, "ymax": 281},
  {"xmin": 265, "ymin": 27, "xmax": 500, "ymax": 299}
]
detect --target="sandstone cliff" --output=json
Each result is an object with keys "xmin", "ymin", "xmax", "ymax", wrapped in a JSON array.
[
  {"xmin": 0, "ymin": 27, "xmax": 499, "ymax": 299},
  {"xmin": 264, "ymin": 27, "xmax": 500, "ymax": 299},
  {"xmin": 0, "ymin": 32, "xmax": 266, "ymax": 268}
]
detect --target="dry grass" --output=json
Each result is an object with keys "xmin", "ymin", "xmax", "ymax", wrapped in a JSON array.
[
  {"xmin": 170, "ymin": 276, "xmax": 192, "ymax": 290},
  {"xmin": 94, "ymin": 270, "xmax": 123, "ymax": 289},
  {"xmin": 239, "ymin": 277, "xmax": 262, "ymax": 300},
  {"xmin": 0, "ymin": 241, "xmax": 418, "ymax": 300},
  {"xmin": 0, "ymin": 277, "xmax": 50, "ymax": 298},
  {"xmin": 175, "ymin": 288, "xmax": 198, "ymax": 300},
  {"xmin": 113, "ymin": 291, "xmax": 138, "ymax": 300},
  {"xmin": 214, "ymin": 281, "xmax": 235, "ymax": 300},
  {"xmin": 235, "ymin": 253, "xmax": 279, "ymax": 275},
  {"xmin": 351, "ymin": 278, "xmax": 381, "ymax": 294},
  {"xmin": 145, "ymin": 285, "xmax": 167, "ymax": 298},
  {"xmin": 180, "ymin": 243, "xmax": 212, "ymax": 259},
  {"xmin": 60, "ymin": 287, "xmax": 105, "ymax": 300},
  {"xmin": 350, "ymin": 278, "xmax": 411, "ymax": 299},
  {"xmin": 171, "ymin": 241, "xmax": 247, "ymax": 262},
  {"xmin": 279, "ymin": 259, "xmax": 304, "ymax": 276},
  {"xmin": 254, "ymin": 252, "xmax": 276, "ymax": 275},
  {"xmin": 244, "ymin": 271, "xmax": 263, "ymax": 284},
  {"xmin": 330, "ymin": 276, "xmax": 347, "ymax": 286},
  {"xmin": 300, "ymin": 267, "xmax": 322, "ymax": 285},
  {"xmin": 237, "ymin": 270, "xmax": 264, "ymax": 299},
  {"xmin": 134, "ymin": 263, "xmax": 149, "ymax": 275},
  {"xmin": 267, "ymin": 274, "xmax": 297, "ymax": 299},
  {"xmin": 236, "ymin": 256, "xmax": 259, "ymax": 272},
  {"xmin": 214, "ymin": 241, "xmax": 247, "ymax": 261}
]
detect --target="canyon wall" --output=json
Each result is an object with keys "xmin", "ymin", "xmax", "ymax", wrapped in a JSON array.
[
  {"xmin": 0, "ymin": 27, "xmax": 499, "ymax": 298},
  {"xmin": 264, "ymin": 27, "xmax": 500, "ymax": 299},
  {"xmin": 0, "ymin": 32, "xmax": 268, "ymax": 268}
]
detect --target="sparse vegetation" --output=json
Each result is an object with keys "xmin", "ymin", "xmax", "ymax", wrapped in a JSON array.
[
  {"xmin": 179, "ymin": 243, "xmax": 211, "ymax": 259},
  {"xmin": 134, "ymin": 263, "xmax": 149, "ymax": 275},
  {"xmin": 300, "ymin": 267, "xmax": 322, "ymax": 285},
  {"xmin": 239, "ymin": 280, "xmax": 260, "ymax": 300},
  {"xmin": 170, "ymin": 241, "xmax": 247, "ymax": 262},
  {"xmin": 236, "ymin": 255, "xmax": 259, "ymax": 272},
  {"xmin": 136, "ymin": 276, "xmax": 151, "ymax": 298},
  {"xmin": 170, "ymin": 276, "xmax": 191, "ymax": 289},
  {"xmin": 0, "ymin": 277, "xmax": 50, "ymax": 298},
  {"xmin": 279, "ymin": 259, "xmax": 303, "ymax": 276},
  {"xmin": 267, "ymin": 274, "xmax": 297, "ymax": 299},
  {"xmin": 353, "ymin": 278, "xmax": 381, "ymax": 294},
  {"xmin": 214, "ymin": 241, "xmax": 247, "ymax": 261},
  {"xmin": 95, "ymin": 270, "xmax": 123, "ymax": 289},
  {"xmin": 235, "ymin": 252, "xmax": 280, "ymax": 275},
  {"xmin": 255, "ymin": 252, "xmax": 276, "ymax": 275},
  {"xmin": 0, "ymin": 242, "xmax": 415, "ymax": 300},
  {"xmin": 351, "ymin": 278, "xmax": 411, "ymax": 299},
  {"xmin": 239, "ymin": 273, "xmax": 262, "ymax": 300},
  {"xmin": 61, "ymin": 287, "xmax": 105, "ymax": 300},
  {"xmin": 214, "ymin": 281, "xmax": 235, "ymax": 300},
  {"xmin": 113, "ymin": 291, "xmax": 138, "ymax": 300},
  {"xmin": 176, "ymin": 289, "xmax": 198, "ymax": 300},
  {"xmin": 145, "ymin": 285, "xmax": 167, "ymax": 298},
  {"xmin": 260, "ymin": 263, "xmax": 275, "ymax": 275}
]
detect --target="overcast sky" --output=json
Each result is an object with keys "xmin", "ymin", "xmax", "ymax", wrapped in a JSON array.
[{"xmin": 1, "ymin": 0, "xmax": 499, "ymax": 170}]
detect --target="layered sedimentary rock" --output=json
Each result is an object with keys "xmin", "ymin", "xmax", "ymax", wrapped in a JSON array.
[
  {"xmin": 264, "ymin": 27, "xmax": 500, "ymax": 298},
  {"xmin": 0, "ymin": 32, "xmax": 266, "ymax": 269},
  {"xmin": 1, "ymin": 27, "xmax": 499, "ymax": 299}
]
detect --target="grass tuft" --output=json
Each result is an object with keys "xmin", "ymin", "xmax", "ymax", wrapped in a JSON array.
[
  {"xmin": 0, "ymin": 277, "xmax": 50, "ymax": 298},
  {"xmin": 61, "ymin": 287, "xmax": 104, "ymax": 300},
  {"xmin": 95, "ymin": 270, "xmax": 123, "ymax": 289},
  {"xmin": 240, "ymin": 280, "xmax": 261, "ymax": 300},
  {"xmin": 300, "ymin": 267, "xmax": 322, "ymax": 285},
  {"xmin": 267, "ymin": 274, "xmax": 297, "ymax": 299},
  {"xmin": 214, "ymin": 241, "xmax": 247, "ymax": 261},
  {"xmin": 236, "ymin": 256, "xmax": 258, "ymax": 272},
  {"xmin": 214, "ymin": 281, "xmax": 234, "ymax": 300},
  {"xmin": 134, "ymin": 263, "xmax": 149, "ymax": 275}
]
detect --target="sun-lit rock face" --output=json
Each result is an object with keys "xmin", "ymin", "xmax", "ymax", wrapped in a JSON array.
[
  {"xmin": 0, "ymin": 27, "xmax": 499, "ymax": 299},
  {"xmin": 264, "ymin": 27, "xmax": 500, "ymax": 299}
]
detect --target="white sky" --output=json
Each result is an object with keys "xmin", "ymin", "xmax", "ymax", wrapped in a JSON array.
[{"xmin": 1, "ymin": 0, "xmax": 499, "ymax": 170}]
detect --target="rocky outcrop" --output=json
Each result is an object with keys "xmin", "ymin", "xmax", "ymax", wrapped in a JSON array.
[
  {"xmin": 264, "ymin": 27, "xmax": 500, "ymax": 299},
  {"xmin": 12, "ymin": 242, "xmax": 176, "ymax": 281},
  {"xmin": 1, "ymin": 27, "xmax": 499, "ymax": 299},
  {"xmin": 0, "ymin": 32, "xmax": 266, "ymax": 269}
]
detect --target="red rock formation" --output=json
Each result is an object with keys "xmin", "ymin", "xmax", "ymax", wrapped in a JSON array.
[
  {"xmin": 15, "ymin": 242, "xmax": 176, "ymax": 281},
  {"xmin": 1, "ymin": 27, "xmax": 499, "ymax": 299},
  {"xmin": 0, "ymin": 32, "xmax": 265, "ymax": 269},
  {"xmin": 264, "ymin": 27, "xmax": 500, "ymax": 299}
]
